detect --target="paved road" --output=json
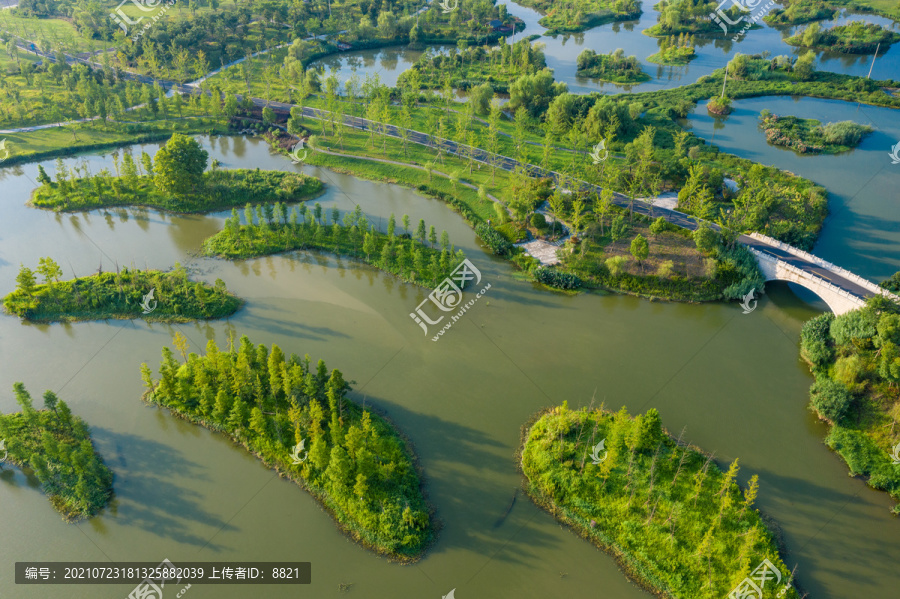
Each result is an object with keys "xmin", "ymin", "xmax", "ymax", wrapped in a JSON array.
[{"xmin": 5, "ymin": 40, "xmax": 885, "ymax": 303}]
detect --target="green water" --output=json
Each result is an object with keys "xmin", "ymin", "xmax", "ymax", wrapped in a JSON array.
[{"xmin": 0, "ymin": 136, "xmax": 896, "ymax": 599}]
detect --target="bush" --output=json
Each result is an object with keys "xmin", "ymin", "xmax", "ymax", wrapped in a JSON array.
[
  {"xmin": 831, "ymin": 309, "xmax": 877, "ymax": 348},
  {"xmin": 800, "ymin": 313, "xmax": 835, "ymax": 368},
  {"xmin": 714, "ymin": 245, "xmax": 765, "ymax": 300},
  {"xmin": 530, "ymin": 212, "xmax": 549, "ymax": 231},
  {"xmin": 649, "ymin": 216, "xmax": 671, "ymax": 236},
  {"xmin": 809, "ymin": 375, "xmax": 854, "ymax": 423},
  {"xmin": 534, "ymin": 267, "xmax": 581, "ymax": 289},
  {"xmin": 475, "ymin": 222, "xmax": 513, "ymax": 256}
]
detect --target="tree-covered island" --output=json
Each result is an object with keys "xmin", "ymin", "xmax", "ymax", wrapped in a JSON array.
[
  {"xmin": 576, "ymin": 49, "xmax": 650, "ymax": 84},
  {"xmin": 30, "ymin": 134, "xmax": 324, "ymax": 213},
  {"xmin": 203, "ymin": 203, "xmax": 467, "ymax": 288},
  {"xmin": 0, "ymin": 383, "xmax": 114, "ymax": 521},
  {"xmin": 759, "ymin": 111, "xmax": 872, "ymax": 154},
  {"xmin": 786, "ymin": 21, "xmax": 900, "ymax": 54},
  {"xmin": 647, "ymin": 34, "xmax": 698, "ymax": 65},
  {"xmin": 510, "ymin": 0, "xmax": 641, "ymax": 34},
  {"xmin": 141, "ymin": 335, "xmax": 435, "ymax": 561},
  {"xmin": 521, "ymin": 404, "xmax": 799, "ymax": 598},
  {"xmin": 3, "ymin": 259, "xmax": 242, "ymax": 323}
]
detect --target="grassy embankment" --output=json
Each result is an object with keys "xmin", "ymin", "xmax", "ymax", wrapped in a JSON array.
[
  {"xmin": 3, "ymin": 264, "xmax": 243, "ymax": 323},
  {"xmin": 0, "ymin": 383, "xmax": 114, "ymax": 521},
  {"xmin": 142, "ymin": 336, "xmax": 436, "ymax": 561},
  {"xmin": 521, "ymin": 404, "xmax": 800, "ymax": 598}
]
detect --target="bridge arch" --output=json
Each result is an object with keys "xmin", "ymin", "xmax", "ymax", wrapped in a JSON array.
[{"xmin": 747, "ymin": 249, "xmax": 867, "ymax": 315}]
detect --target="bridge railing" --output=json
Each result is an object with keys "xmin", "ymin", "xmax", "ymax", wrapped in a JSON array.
[{"xmin": 748, "ymin": 233, "xmax": 900, "ymax": 302}]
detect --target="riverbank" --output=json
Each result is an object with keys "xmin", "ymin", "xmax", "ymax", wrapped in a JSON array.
[
  {"xmin": 519, "ymin": 404, "xmax": 800, "ymax": 599},
  {"xmin": 800, "ymin": 300, "xmax": 900, "ymax": 512}
]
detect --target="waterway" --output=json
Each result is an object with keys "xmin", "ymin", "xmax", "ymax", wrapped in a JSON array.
[{"xmin": 0, "ymin": 132, "xmax": 898, "ymax": 599}]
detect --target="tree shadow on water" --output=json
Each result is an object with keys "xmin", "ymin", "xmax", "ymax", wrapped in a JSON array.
[
  {"xmin": 353, "ymin": 394, "xmax": 563, "ymax": 567},
  {"xmin": 91, "ymin": 427, "xmax": 235, "ymax": 549}
]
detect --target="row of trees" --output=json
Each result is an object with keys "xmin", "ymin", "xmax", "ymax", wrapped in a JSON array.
[
  {"xmin": 142, "ymin": 335, "xmax": 433, "ymax": 556},
  {"xmin": 0, "ymin": 383, "xmax": 114, "ymax": 520},
  {"xmin": 205, "ymin": 201, "xmax": 466, "ymax": 288}
]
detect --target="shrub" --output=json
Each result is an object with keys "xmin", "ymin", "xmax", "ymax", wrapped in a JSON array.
[
  {"xmin": 606, "ymin": 255, "xmax": 627, "ymax": 276},
  {"xmin": 833, "ymin": 355, "xmax": 869, "ymax": 392},
  {"xmin": 714, "ymin": 245, "xmax": 765, "ymax": 300},
  {"xmin": 649, "ymin": 216, "xmax": 670, "ymax": 236},
  {"xmin": 809, "ymin": 375, "xmax": 854, "ymax": 423},
  {"xmin": 475, "ymin": 222, "xmax": 513, "ymax": 256},
  {"xmin": 530, "ymin": 212, "xmax": 549, "ymax": 231},
  {"xmin": 831, "ymin": 309, "xmax": 877, "ymax": 348},
  {"xmin": 693, "ymin": 224, "xmax": 719, "ymax": 254},
  {"xmin": 534, "ymin": 267, "xmax": 581, "ymax": 289},
  {"xmin": 800, "ymin": 312, "xmax": 835, "ymax": 368}
]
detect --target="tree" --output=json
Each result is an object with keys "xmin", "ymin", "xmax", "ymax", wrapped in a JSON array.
[
  {"xmin": 809, "ymin": 375, "xmax": 853, "ymax": 423},
  {"xmin": 401, "ymin": 215, "xmax": 410, "ymax": 236},
  {"xmin": 262, "ymin": 106, "xmax": 277, "ymax": 125},
  {"xmin": 153, "ymin": 133, "xmax": 209, "ymax": 197},
  {"xmin": 36, "ymin": 257, "xmax": 62, "ymax": 287},
  {"xmin": 416, "ymin": 219, "xmax": 427, "ymax": 245},
  {"xmin": 630, "ymin": 234, "xmax": 649, "ymax": 272},
  {"xmin": 37, "ymin": 165, "xmax": 52, "ymax": 186},
  {"xmin": 794, "ymin": 52, "xmax": 816, "ymax": 80},
  {"xmin": 15, "ymin": 265, "xmax": 37, "ymax": 296}
]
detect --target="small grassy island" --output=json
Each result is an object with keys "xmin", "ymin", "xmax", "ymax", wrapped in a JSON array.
[
  {"xmin": 786, "ymin": 21, "xmax": 900, "ymax": 53},
  {"xmin": 763, "ymin": 1, "xmax": 839, "ymax": 26},
  {"xmin": 3, "ymin": 259, "xmax": 242, "ymax": 323},
  {"xmin": 645, "ymin": 0, "xmax": 758, "ymax": 36},
  {"xmin": 759, "ymin": 111, "xmax": 873, "ymax": 154},
  {"xmin": 141, "ymin": 335, "xmax": 434, "ymax": 561},
  {"xmin": 512, "ymin": 0, "xmax": 641, "ymax": 33},
  {"xmin": 521, "ymin": 404, "xmax": 799, "ymax": 598},
  {"xmin": 30, "ymin": 134, "xmax": 324, "ymax": 213},
  {"xmin": 203, "ymin": 202, "xmax": 467, "ymax": 288},
  {"xmin": 576, "ymin": 49, "xmax": 650, "ymax": 83},
  {"xmin": 398, "ymin": 39, "xmax": 549, "ymax": 96},
  {"xmin": 800, "ymin": 292, "xmax": 900, "ymax": 512},
  {"xmin": 0, "ymin": 383, "xmax": 114, "ymax": 521},
  {"xmin": 707, "ymin": 95, "xmax": 733, "ymax": 115},
  {"xmin": 647, "ymin": 34, "xmax": 698, "ymax": 65}
]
